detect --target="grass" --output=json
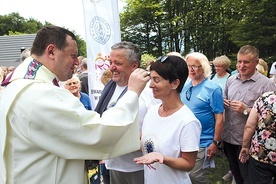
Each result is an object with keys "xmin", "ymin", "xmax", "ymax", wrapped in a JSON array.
[{"xmin": 206, "ymin": 148, "xmax": 233, "ymax": 184}]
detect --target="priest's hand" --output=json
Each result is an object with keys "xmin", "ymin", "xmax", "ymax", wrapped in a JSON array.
[{"xmin": 128, "ymin": 68, "xmax": 150, "ymax": 95}]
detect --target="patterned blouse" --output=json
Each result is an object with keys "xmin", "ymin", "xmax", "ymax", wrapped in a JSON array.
[{"xmin": 250, "ymin": 91, "xmax": 276, "ymax": 166}]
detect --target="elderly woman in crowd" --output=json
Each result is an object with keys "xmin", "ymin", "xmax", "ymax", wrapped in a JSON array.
[
  {"xmin": 180, "ymin": 52, "xmax": 224, "ymax": 184},
  {"xmin": 210, "ymin": 55, "xmax": 231, "ymax": 90},
  {"xmin": 64, "ymin": 75, "xmax": 92, "ymax": 110}
]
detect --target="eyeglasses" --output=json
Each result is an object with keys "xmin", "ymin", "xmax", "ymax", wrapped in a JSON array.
[
  {"xmin": 185, "ymin": 86, "xmax": 193, "ymax": 101},
  {"xmin": 187, "ymin": 65, "xmax": 202, "ymax": 71},
  {"xmin": 66, "ymin": 81, "xmax": 78, "ymax": 86}
]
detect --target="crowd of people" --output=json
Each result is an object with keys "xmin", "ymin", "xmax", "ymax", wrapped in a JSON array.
[{"xmin": 0, "ymin": 25, "xmax": 275, "ymax": 184}]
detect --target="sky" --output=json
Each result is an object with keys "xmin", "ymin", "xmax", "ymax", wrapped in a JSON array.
[{"xmin": 0, "ymin": 0, "xmax": 125, "ymax": 40}]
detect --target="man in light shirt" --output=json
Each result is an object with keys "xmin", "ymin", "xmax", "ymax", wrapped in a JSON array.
[{"xmin": 0, "ymin": 26, "xmax": 150, "ymax": 184}]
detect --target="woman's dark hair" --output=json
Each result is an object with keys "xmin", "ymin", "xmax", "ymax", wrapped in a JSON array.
[
  {"xmin": 150, "ymin": 55, "xmax": 188, "ymax": 93},
  {"xmin": 31, "ymin": 26, "xmax": 77, "ymax": 56}
]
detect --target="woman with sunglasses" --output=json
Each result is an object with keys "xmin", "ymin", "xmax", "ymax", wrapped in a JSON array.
[
  {"xmin": 134, "ymin": 55, "xmax": 201, "ymax": 184},
  {"xmin": 180, "ymin": 52, "xmax": 224, "ymax": 184}
]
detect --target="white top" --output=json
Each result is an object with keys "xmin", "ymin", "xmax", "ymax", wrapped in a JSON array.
[
  {"xmin": 107, "ymin": 85, "xmax": 126, "ymax": 108},
  {"xmin": 105, "ymin": 82, "xmax": 161, "ymax": 172},
  {"xmin": 0, "ymin": 58, "xmax": 141, "ymax": 184},
  {"xmin": 270, "ymin": 62, "xmax": 276, "ymax": 75},
  {"xmin": 141, "ymin": 104, "xmax": 201, "ymax": 184}
]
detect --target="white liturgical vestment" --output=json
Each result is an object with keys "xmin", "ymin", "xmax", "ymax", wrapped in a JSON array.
[{"xmin": 0, "ymin": 58, "xmax": 140, "ymax": 184}]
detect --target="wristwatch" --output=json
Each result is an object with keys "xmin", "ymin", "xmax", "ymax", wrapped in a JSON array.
[
  {"xmin": 243, "ymin": 107, "xmax": 249, "ymax": 115},
  {"xmin": 213, "ymin": 140, "xmax": 221, "ymax": 147}
]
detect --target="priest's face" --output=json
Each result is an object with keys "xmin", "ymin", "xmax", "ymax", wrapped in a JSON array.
[{"xmin": 55, "ymin": 35, "xmax": 79, "ymax": 81}]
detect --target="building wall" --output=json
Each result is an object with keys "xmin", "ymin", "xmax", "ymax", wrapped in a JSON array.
[{"xmin": 0, "ymin": 34, "xmax": 36, "ymax": 67}]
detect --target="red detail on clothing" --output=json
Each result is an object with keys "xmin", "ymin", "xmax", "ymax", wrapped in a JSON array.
[{"xmin": 52, "ymin": 78, "xmax": 59, "ymax": 87}]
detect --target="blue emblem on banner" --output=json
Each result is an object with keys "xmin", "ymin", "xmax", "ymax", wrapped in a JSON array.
[{"xmin": 90, "ymin": 16, "xmax": 111, "ymax": 44}]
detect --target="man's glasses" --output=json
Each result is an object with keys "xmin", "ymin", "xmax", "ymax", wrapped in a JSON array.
[
  {"xmin": 186, "ymin": 86, "xmax": 193, "ymax": 101},
  {"xmin": 187, "ymin": 65, "xmax": 202, "ymax": 71}
]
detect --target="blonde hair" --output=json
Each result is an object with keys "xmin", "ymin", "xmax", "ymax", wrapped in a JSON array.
[
  {"xmin": 213, "ymin": 55, "xmax": 231, "ymax": 69},
  {"xmin": 256, "ymin": 64, "xmax": 265, "ymax": 75},
  {"xmin": 258, "ymin": 58, "xmax": 268, "ymax": 71},
  {"xmin": 101, "ymin": 69, "xmax": 112, "ymax": 86}
]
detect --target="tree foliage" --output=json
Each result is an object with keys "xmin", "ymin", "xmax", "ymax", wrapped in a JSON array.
[
  {"xmin": 141, "ymin": 53, "xmax": 156, "ymax": 69},
  {"xmin": 2, "ymin": 0, "xmax": 275, "ymax": 67},
  {"xmin": 120, "ymin": 0, "xmax": 276, "ymax": 67},
  {"xmin": 0, "ymin": 12, "xmax": 87, "ymax": 57}
]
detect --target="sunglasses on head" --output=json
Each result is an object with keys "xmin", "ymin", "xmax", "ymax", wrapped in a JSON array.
[
  {"xmin": 157, "ymin": 55, "xmax": 169, "ymax": 63},
  {"xmin": 156, "ymin": 55, "xmax": 178, "ymax": 70}
]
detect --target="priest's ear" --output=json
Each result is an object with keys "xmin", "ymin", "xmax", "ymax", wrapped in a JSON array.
[{"xmin": 46, "ymin": 44, "xmax": 55, "ymax": 57}]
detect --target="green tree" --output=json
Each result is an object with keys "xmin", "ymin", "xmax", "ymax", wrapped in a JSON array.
[
  {"xmin": 0, "ymin": 12, "xmax": 87, "ymax": 57},
  {"xmin": 75, "ymin": 34, "xmax": 87, "ymax": 57},
  {"xmin": 141, "ymin": 53, "xmax": 156, "ymax": 69},
  {"xmin": 0, "ymin": 13, "xmax": 26, "ymax": 35},
  {"xmin": 120, "ymin": 0, "xmax": 275, "ymax": 64},
  {"xmin": 228, "ymin": 0, "xmax": 276, "ymax": 64},
  {"xmin": 121, "ymin": 0, "xmax": 162, "ymax": 56}
]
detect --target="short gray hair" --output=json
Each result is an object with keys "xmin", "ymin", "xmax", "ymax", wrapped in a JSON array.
[
  {"xmin": 111, "ymin": 41, "xmax": 141, "ymax": 66},
  {"xmin": 20, "ymin": 48, "xmax": 31, "ymax": 62}
]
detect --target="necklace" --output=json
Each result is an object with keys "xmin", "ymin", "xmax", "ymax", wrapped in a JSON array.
[{"xmin": 159, "ymin": 103, "xmax": 183, "ymax": 117}]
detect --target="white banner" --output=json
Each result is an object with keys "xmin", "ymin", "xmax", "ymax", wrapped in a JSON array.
[{"xmin": 82, "ymin": 0, "xmax": 121, "ymax": 108}]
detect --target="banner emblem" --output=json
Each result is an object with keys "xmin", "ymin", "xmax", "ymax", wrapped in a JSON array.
[{"xmin": 90, "ymin": 16, "xmax": 111, "ymax": 45}]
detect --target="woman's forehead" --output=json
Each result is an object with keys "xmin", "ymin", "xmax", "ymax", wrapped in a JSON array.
[{"xmin": 66, "ymin": 78, "xmax": 78, "ymax": 83}]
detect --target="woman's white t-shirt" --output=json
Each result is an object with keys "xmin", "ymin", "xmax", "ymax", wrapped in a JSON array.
[{"xmin": 141, "ymin": 104, "xmax": 201, "ymax": 184}]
